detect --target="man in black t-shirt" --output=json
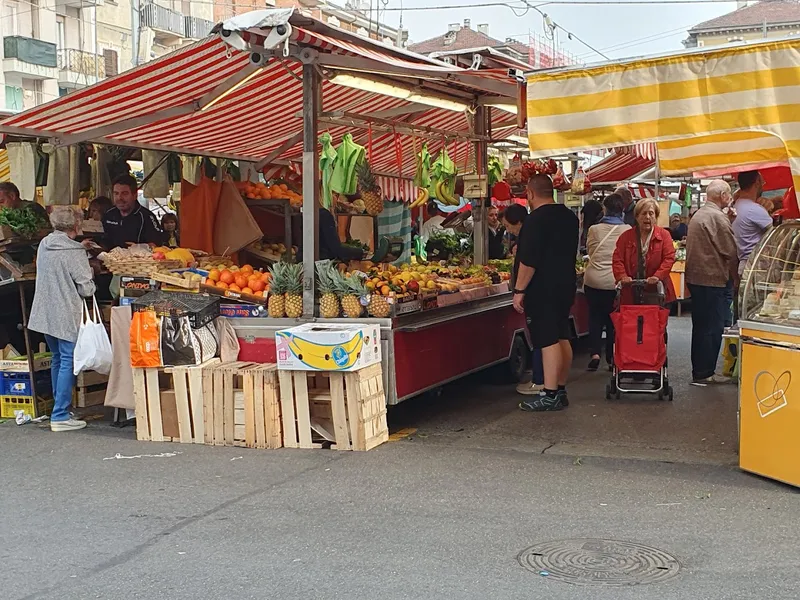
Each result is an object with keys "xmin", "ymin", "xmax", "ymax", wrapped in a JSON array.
[{"xmin": 512, "ymin": 174, "xmax": 579, "ymax": 411}]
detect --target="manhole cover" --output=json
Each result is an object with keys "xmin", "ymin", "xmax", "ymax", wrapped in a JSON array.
[{"xmin": 518, "ymin": 538, "xmax": 681, "ymax": 586}]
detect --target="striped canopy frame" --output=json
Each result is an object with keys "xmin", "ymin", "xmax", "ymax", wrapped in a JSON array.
[{"xmin": 526, "ymin": 39, "xmax": 800, "ymax": 188}]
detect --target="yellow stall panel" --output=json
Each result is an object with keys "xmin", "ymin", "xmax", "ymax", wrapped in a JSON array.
[{"xmin": 739, "ymin": 340, "xmax": 800, "ymax": 487}]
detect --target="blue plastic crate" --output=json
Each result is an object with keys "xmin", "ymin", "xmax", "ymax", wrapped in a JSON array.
[{"xmin": 1, "ymin": 371, "xmax": 51, "ymax": 397}]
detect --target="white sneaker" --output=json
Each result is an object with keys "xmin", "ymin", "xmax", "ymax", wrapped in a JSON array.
[
  {"xmin": 516, "ymin": 382, "xmax": 544, "ymax": 395},
  {"xmin": 51, "ymin": 418, "xmax": 87, "ymax": 432}
]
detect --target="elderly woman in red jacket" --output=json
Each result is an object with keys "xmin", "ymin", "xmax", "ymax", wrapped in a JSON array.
[{"xmin": 612, "ymin": 199, "xmax": 677, "ymax": 303}]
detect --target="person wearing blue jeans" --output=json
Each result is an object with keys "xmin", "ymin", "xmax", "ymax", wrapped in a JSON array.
[
  {"xmin": 28, "ymin": 207, "xmax": 96, "ymax": 431},
  {"xmin": 43, "ymin": 335, "xmax": 77, "ymax": 423}
]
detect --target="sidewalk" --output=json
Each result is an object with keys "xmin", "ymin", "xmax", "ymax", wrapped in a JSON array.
[{"xmin": 390, "ymin": 316, "xmax": 739, "ymax": 465}]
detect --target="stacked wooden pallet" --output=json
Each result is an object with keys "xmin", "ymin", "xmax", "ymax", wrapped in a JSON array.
[
  {"xmin": 132, "ymin": 360, "xmax": 281, "ymax": 448},
  {"xmin": 278, "ymin": 363, "xmax": 388, "ymax": 451},
  {"xmin": 76, "ymin": 371, "xmax": 109, "ymax": 408}
]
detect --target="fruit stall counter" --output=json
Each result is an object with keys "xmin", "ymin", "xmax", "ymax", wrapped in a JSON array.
[{"xmin": 229, "ymin": 290, "xmax": 589, "ymax": 406}]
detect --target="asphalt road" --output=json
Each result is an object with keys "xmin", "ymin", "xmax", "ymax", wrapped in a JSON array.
[
  {"xmin": 3, "ymin": 315, "xmax": 791, "ymax": 600},
  {"xmin": 1, "ymin": 424, "xmax": 797, "ymax": 600}
]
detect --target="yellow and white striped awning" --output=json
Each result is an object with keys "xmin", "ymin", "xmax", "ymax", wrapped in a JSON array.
[
  {"xmin": 527, "ymin": 39, "xmax": 800, "ymax": 187},
  {"xmin": 0, "ymin": 149, "xmax": 9, "ymax": 182}
]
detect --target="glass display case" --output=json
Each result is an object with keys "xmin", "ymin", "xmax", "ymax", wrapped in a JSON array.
[{"xmin": 739, "ymin": 221, "xmax": 800, "ymax": 326}]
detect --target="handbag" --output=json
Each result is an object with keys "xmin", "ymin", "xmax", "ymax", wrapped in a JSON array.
[{"xmin": 73, "ymin": 296, "xmax": 113, "ymax": 376}]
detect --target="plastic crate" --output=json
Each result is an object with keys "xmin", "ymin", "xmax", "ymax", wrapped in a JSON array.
[
  {"xmin": 1, "ymin": 395, "xmax": 54, "ymax": 418},
  {"xmin": 132, "ymin": 290, "xmax": 220, "ymax": 329},
  {"xmin": 2, "ymin": 371, "xmax": 51, "ymax": 397}
]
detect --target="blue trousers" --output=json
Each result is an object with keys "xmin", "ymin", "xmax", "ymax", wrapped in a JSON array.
[
  {"xmin": 44, "ymin": 335, "xmax": 76, "ymax": 422},
  {"xmin": 687, "ymin": 284, "xmax": 728, "ymax": 381}
]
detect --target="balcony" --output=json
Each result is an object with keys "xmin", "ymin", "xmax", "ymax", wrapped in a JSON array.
[
  {"xmin": 62, "ymin": 0, "xmax": 103, "ymax": 7},
  {"xmin": 140, "ymin": 3, "xmax": 185, "ymax": 44},
  {"xmin": 57, "ymin": 49, "xmax": 106, "ymax": 89},
  {"xmin": 3, "ymin": 36, "xmax": 58, "ymax": 79},
  {"xmin": 184, "ymin": 15, "xmax": 214, "ymax": 40}
]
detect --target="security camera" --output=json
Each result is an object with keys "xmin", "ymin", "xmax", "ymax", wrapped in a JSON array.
[
  {"xmin": 220, "ymin": 29, "xmax": 247, "ymax": 52},
  {"xmin": 250, "ymin": 52, "xmax": 267, "ymax": 66},
  {"xmin": 507, "ymin": 68, "xmax": 525, "ymax": 83},
  {"xmin": 263, "ymin": 23, "xmax": 293, "ymax": 50}
]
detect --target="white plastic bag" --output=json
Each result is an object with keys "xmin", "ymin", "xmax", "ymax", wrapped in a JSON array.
[{"xmin": 73, "ymin": 296, "xmax": 113, "ymax": 376}]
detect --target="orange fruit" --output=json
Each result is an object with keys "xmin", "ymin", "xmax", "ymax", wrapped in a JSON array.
[
  {"xmin": 217, "ymin": 281, "xmax": 229, "ymax": 290},
  {"xmin": 240, "ymin": 264, "xmax": 254, "ymax": 275},
  {"xmin": 261, "ymin": 272, "xmax": 271, "ymax": 283},
  {"xmin": 242, "ymin": 287, "xmax": 253, "ymax": 295},
  {"xmin": 234, "ymin": 275, "xmax": 248, "ymax": 289},
  {"xmin": 208, "ymin": 269, "xmax": 221, "ymax": 282},
  {"xmin": 380, "ymin": 285, "xmax": 390, "ymax": 296},
  {"xmin": 250, "ymin": 279, "xmax": 266, "ymax": 293},
  {"xmin": 229, "ymin": 284, "xmax": 241, "ymax": 293},
  {"xmin": 219, "ymin": 270, "xmax": 234, "ymax": 285},
  {"xmin": 254, "ymin": 291, "xmax": 264, "ymax": 297}
]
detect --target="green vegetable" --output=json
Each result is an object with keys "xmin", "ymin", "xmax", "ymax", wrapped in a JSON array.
[{"xmin": 0, "ymin": 206, "xmax": 48, "ymax": 239}]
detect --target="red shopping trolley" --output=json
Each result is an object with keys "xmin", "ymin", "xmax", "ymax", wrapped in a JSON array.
[{"xmin": 605, "ymin": 280, "xmax": 674, "ymax": 401}]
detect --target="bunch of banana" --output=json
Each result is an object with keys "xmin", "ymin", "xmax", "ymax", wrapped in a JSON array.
[
  {"xmin": 409, "ymin": 186, "xmax": 429, "ymax": 208},
  {"xmin": 435, "ymin": 179, "xmax": 458, "ymax": 205},
  {"xmin": 277, "ymin": 331, "xmax": 364, "ymax": 370}
]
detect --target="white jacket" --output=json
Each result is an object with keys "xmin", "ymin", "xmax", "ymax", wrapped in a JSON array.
[{"xmin": 584, "ymin": 222, "xmax": 630, "ymax": 290}]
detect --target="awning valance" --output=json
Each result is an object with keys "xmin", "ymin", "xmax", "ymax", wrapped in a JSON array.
[{"xmin": 526, "ymin": 39, "xmax": 800, "ymax": 189}]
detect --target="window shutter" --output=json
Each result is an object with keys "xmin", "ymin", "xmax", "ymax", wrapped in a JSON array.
[{"xmin": 103, "ymin": 48, "xmax": 118, "ymax": 77}]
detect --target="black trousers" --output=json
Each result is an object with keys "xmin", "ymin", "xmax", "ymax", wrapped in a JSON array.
[{"xmin": 584, "ymin": 285, "xmax": 617, "ymax": 363}]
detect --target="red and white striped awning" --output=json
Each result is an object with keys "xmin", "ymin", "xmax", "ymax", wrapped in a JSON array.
[
  {"xmin": 587, "ymin": 149, "xmax": 654, "ymax": 184},
  {"xmin": 0, "ymin": 9, "xmax": 518, "ymax": 181}
]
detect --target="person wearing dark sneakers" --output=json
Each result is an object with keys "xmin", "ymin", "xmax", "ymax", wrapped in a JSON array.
[{"xmin": 512, "ymin": 174, "xmax": 579, "ymax": 411}]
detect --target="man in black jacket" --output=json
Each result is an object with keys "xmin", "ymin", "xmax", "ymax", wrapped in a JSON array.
[
  {"xmin": 487, "ymin": 205, "xmax": 506, "ymax": 259},
  {"xmin": 102, "ymin": 174, "xmax": 167, "ymax": 249}
]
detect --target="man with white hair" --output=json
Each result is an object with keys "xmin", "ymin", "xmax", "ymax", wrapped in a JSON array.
[{"xmin": 685, "ymin": 180, "xmax": 738, "ymax": 384}]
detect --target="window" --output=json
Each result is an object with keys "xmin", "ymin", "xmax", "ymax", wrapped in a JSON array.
[
  {"xmin": 3, "ymin": 1, "xmax": 19, "ymax": 37},
  {"xmin": 103, "ymin": 48, "xmax": 119, "ymax": 77},
  {"xmin": 56, "ymin": 16, "xmax": 65, "ymax": 50}
]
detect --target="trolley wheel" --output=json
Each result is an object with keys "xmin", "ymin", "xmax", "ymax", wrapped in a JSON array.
[
  {"xmin": 506, "ymin": 333, "xmax": 529, "ymax": 383},
  {"xmin": 668, "ymin": 386, "xmax": 674, "ymax": 402},
  {"xmin": 605, "ymin": 384, "xmax": 612, "ymax": 400}
]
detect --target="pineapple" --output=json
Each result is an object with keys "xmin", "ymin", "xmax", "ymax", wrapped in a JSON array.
[
  {"xmin": 356, "ymin": 159, "xmax": 384, "ymax": 216},
  {"xmin": 267, "ymin": 263, "xmax": 286, "ymax": 318},
  {"xmin": 339, "ymin": 273, "xmax": 366, "ymax": 318},
  {"xmin": 284, "ymin": 262, "xmax": 304, "ymax": 319},
  {"xmin": 316, "ymin": 263, "xmax": 340, "ymax": 319},
  {"xmin": 368, "ymin": 291, "xmax": 392, "ymax": 318}
]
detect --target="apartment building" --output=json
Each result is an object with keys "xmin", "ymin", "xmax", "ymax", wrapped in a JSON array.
[
  {"xmin": 0, "ymin": 0, "xmax": 214, "ymax": 112},
  {"xmin": 684, "ymin": 0, "xmax": 800, "ymax": 48},
  {"xmin": 215, "ymin": 0, "xmax": 406, "ymax": 46}
]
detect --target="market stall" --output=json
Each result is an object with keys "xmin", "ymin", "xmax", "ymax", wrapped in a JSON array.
[
  {"xmin": 737, "ymin": 221, "xmax": 800, "ymax": 487},
  {"xmin": 0, "ymin": 8, "xmax": 550, "ymax": 408},
  {"xmin": 523, "ymin": 36, "xmax": 800, "ymax": 486}
]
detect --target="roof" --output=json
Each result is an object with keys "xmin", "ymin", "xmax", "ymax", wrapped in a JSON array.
[
  {"xmin": 0, "ymin": 9, "xmax": 520, "ymax": 178},
  {"xmin": 587, "ymin": 150, "xmax": 653, "ymax": 184},
  {"xmin": 690, "ymin": 0, "xmax": 800, "ymax": 32},
  {"xmin": 409, "ymin": 26, "xmax": 528, "ymax": 59}
]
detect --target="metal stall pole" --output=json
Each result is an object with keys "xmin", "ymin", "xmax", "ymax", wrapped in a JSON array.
[
  {"xmin": 300, "ymin": 53, "xmax": 321, "ymax": 318},
  {"xmin": 17, "ymin": 281, "xmax": 38, "ymax": 414},
  {"xmin": 472, "ymin": 105, "xmax": 488, "ymax": 265}
]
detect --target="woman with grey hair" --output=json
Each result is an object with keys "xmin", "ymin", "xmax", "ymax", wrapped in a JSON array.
[{"xmin": 29, "ymin": 207, "xmax": 96, "ymax": 432}]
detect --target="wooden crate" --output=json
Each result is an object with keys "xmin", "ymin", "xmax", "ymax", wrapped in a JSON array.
[
  {"xmin": 201, "ymin": 362, "xmax": 282, "ymax": 449},
  {"xmin": 133, "ymin": 360, "xmax": 219, "ymax": 443},
  {"xmin": 75, "ymin": 370, "xmax": 109, "ymax": 408},
  {"xmin": 278, "ymin": 363, "xmax": 388, "ymax": 451}
]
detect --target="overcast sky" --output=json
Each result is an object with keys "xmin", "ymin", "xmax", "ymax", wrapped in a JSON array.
[{"xmin": 375, "ymin": 0, "xmax": 741, "ymax": 61}]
